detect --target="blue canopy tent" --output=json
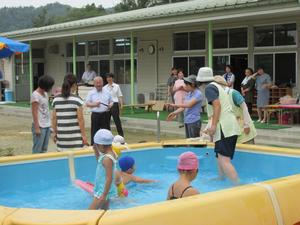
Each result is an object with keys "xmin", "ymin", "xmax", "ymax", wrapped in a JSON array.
[{"xmin": 0, "ymin": 36, "xmax": 29, "ymax": 58}]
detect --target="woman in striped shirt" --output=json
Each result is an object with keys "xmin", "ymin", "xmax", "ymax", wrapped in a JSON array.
[{"xmin": 52, "ymin": 74, "xmax": 88, "ymax": 151}]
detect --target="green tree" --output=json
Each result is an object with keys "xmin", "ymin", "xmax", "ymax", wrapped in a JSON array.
[{"xmin": 32, "ymin": 8, "xmax": 54, "ymax": 27}]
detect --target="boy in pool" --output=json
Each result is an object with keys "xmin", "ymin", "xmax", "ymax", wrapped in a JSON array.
[
  {"xmin": 167, "ymin": 151, "xmax": 199, "ymax": 200},
  {"xmin": 89, "ymin": 129, "xmax": 117, "ymax": 210},
  {"xmin": 116, "ymin": 156, "xmax": 156, "ymax": 185}
]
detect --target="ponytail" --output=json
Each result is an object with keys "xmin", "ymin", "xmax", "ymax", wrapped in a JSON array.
[{"xmin": 61, "ymin": 74, "xmax": 77, "ymax": 98}]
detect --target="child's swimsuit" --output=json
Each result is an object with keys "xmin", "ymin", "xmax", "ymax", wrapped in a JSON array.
[
  {"xmin": 94, "ymin": 153, "xmax": 117, "ymax": 199},
  {"xmin": 169, "ymin": 184, "xmax": 192, "ymax": 200}
]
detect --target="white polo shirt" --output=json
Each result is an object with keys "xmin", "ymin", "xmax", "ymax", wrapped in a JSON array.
[{"xmin": 103, "ymin": 83, "xmax": 123, "ymax": 103}]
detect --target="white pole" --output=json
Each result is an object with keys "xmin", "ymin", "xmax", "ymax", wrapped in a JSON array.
[{"xmin": 156, "ymin": 111, "xmax": 161, "ymax": 142}]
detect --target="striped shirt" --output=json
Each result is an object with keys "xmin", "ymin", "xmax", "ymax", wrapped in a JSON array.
[{"xmin": 52, "ymin": 94, "xmax": 84, "ymax": 150}]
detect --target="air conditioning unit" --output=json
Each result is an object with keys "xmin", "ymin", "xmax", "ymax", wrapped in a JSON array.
[{"xmin": 48, "ymin": 44, "xmax": 59, "ymax": 54}]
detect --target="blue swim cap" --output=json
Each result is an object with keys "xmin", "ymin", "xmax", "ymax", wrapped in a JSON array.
[{"xmin": 119, "ymin": 156, "xmax": 135, "ymax": 172}]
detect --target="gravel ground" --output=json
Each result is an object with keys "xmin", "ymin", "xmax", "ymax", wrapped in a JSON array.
[{"xmin": 0, "ymin": 114, "xmax": 182, "ymax": 156}]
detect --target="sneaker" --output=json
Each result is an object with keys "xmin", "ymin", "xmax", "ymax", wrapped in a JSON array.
[
  {"xmin": 256, "ymin": 119, "xmax": 261, "ymax": 122},
  {"xmin": 260, "ymin": 120, "xmax": 266, "ymax": 123}
]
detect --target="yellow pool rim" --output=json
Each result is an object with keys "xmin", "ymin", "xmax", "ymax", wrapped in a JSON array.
[{"xmin": 1, "ymin": 140, "xmax": 300, "ymax": 225}]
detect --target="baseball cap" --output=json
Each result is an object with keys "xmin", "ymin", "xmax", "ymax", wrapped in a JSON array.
[
  {"xmin": 177, "ymin": 151, "xmax": 199, "ymax": 170},
  {"xmin": 183, "ymin": 75, "xmax": 197, "ymax": 84},
  {"xmin": 93, "ymin": 129, "xmax": 114, "ymax": 145},
  {"xmin": 119, "ymin": 156, "xmax": 135, "ymax": 172}
]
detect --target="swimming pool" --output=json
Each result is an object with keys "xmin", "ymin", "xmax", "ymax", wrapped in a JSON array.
[
  {"xmin": 1, "ymin": 145, "xmax": 300, "ymax": 210},
  {"xmin": 1, "ymin": 142, "xmax": 300, "ymax": 225}
]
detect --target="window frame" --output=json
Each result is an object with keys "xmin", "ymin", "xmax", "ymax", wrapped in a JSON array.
[
  {"xmin": 253, "ymin": 22, "xmax": 298, "ymax": 49},
  {"xmin": 172, "ymin": 55, "xmax": 206, "ymax": 76},
  {"xmin": 253, "ymin": 51, "xmax": 297, "ymax": 85},
  {"xmin": 173, "ymin": 29, "xmax": 207, "ymax": 53}
]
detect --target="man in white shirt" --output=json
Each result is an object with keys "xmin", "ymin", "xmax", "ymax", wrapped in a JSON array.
[
  {"xmin": 103, "ymin": 73, "xmax": 124, "ymax": 137},
  {"xmin": 82, "ymin": 64, "xmax": 97, "ymax": 84},
  {"xmin": 85, "ymin": 76, "xmax": 112, "ymax": 144},
  {"xmin": 223, "ymin": 65, "xmax": 235, "ymax": 89}
]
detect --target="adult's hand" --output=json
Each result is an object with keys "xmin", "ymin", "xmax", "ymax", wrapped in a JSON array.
[
  {"xmin": 207, "ymin": 125, "xmax": 216, "ymax": 136},
  {"xmin": 34, "ymin": 126, "xmax": 41, "ymax": 136},
  {"xmin": 167, "ymin": 112, "xmax": 177, "ymax": 121},
  {"xmin": 244, "ymin": 127, "xmax": 250, "ymax": 134}
]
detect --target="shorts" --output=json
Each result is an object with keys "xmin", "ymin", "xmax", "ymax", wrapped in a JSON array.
[
  {"xmin": 215, "ymin": 129, "xmax": 238, "ymax": 159},
  {"xmin": 184, "ymin": 120, "xmax": 201, "ymax": 138}
]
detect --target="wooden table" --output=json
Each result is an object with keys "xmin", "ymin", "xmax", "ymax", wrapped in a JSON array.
[{"xmin": 265, "ymin": 104, "xmax": 300, "ymax": 124}]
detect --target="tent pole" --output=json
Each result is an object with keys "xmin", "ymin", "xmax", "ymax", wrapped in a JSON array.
[{"xmin": 29, "ymin": 40, "xmax": 33, "ymax": 94}]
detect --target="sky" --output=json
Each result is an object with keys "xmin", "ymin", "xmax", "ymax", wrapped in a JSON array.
[{"xmin": 0, "ymin": 0, "xmax": 122, "ymax": 8}]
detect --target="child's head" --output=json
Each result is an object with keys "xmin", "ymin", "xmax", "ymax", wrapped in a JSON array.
[
  {"xmin": 119, "ymin": 156, "xmax": 135, "ymax": 174},
  {"xmin": 93, "ymin": 129, "xmax": 114, "ymax": 153},
  {"xmin": 177, "ymin": 152, "xmax": 199, "ymax": 181},
  {"xmin": 38, "ymin": 75, "xmax": 55, "ymax": 92}
]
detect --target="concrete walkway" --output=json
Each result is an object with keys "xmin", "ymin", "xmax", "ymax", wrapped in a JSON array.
[{"xmin": 1, "ymin": 105, "xmax": 300, "ymax": 148}]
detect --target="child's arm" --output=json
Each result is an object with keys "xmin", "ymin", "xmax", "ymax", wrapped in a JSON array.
[{"xmin": 130, "ymin": 174, "xmax": 156, "ymax": 183}]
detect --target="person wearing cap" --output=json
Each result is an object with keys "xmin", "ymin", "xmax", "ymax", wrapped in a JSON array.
[
  {"xmin": 197, "ymin": 67, "xmax": 240, "ymax": 184},
  {"xmin": 167, "ymin": 151, "xmax": 199, "ymax": 200},
  {"xmin": 213, "ymin": 75, "xmax": 257, "ymax": 144},
  {"xmin": 167, "ymin": 75, "xmax": 202, "ymax": 138},
  {"xmin": 103, "ymin": 73, "xmax": 124, "ymax": 136},
  {"xmin": 89, "ymin": 129, "xmax": 117, "ymax": 210},
  {"xmin": 112, "ymin": 135, "xmax": 129, "ymax": 157},
  {"xmin": 116, "ymin": 156, "xmax": 156, "ymax": 185}
]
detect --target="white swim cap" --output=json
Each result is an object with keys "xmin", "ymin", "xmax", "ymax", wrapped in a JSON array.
[
  {"xmin": 94, "ymin": 129, "xmax": 114, "ymax": 145},
  {"xmin": 113, "ymin": 135, "xmax": 125, "ymax": 144}
]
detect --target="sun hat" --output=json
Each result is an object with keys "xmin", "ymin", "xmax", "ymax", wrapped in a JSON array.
[
  {"xmin": 177, "ymin": 151, "xmax": 199, "ymax": 170},
  {"xmin": 119, "ymin": 156, "xmax": 135, "ymax": 172},
  {"xmin": 196, "ymin": 67, "xmax": 214, "ymax": 82},
  {"xmin": 213, "ymin": 75, "xmax": 228, "ymax": 86},
  {"xmin": 93, "ymin": 129, "xmax": 114, "ymax": 145},
  {"xmin": 183, "ymin": 75, "xmax": 197, "ymax": 84},
  {"xmin": 113, "ymin": 135, "xmax": 125, "ymax": 145}
]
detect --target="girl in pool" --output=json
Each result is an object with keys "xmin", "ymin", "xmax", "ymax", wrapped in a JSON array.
[
  {"xmin": 167, "ymin": 151, "xmax": 199, "ymax": 200},
  {"xmin": 89, "ymin": 129, "xmax": 117, "ymax": 210}
]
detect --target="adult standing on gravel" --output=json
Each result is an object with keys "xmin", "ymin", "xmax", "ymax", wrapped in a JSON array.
[
  {"xmin": 31, "ymin": 75, "xmax": 55, "ymax": 154},
  {"xmin": 86, "ymin": 76, "xmax": 112, "ymax": 145},
  {"xmin": 52, "ymin": 74, "xmax": 88, "ymax": 151}
]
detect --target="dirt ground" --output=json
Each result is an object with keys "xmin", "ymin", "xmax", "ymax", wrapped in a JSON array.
[{"xmin": 0, "ymin": 114, "xmax": 182, "ymax": 156}]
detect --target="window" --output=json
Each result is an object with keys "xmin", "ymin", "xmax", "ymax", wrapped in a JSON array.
[
  {"xmin": 173, "ymin": 31, "xmax": 206, "ymax": 51},
  {"xmin": 113, "ymin": 38, "xmax": 137, "ymax": 54},
  {"xmin": 254, "ymin": 53, "xmax": 296, "ymax": 85},
  {"xmin": 275, "ymin": 24, "xmax": 297, "ymax": 46},
  {"xmin": 173, "ymin": 56, "xmax": 205, "ymax": 76},
  {"xmin": 213, "ymin": 55, "xmax": 229, "ymax": 75},
  {"xmin": 114, "ymin": 59, "xmax": 137, "ymax": 84},
  {"xmin": 88, "ymin": 41, "xmax": 98, "ymax": 56},
  {"xmin": 254, "ymin": 23, "xmax": 297, "ymax": 47},
  {"xmin": 254, "ymin": 26, "xmax": 274, "ymax": 47},
  {"xmin": 76, "ymin": 42, "xmax": 86, "ymax": 56},
  {"xmin": 213, "ymin": 30, "xmax": 228, "ymax": 49},
  {"xmin": 88, "ymin": 61, "xmax": 99, "ymax": 74},
  {"xmin": 99, "ymin": 40, "xmax": 110, "ymax": 55},
  {"xmin": 32, "ymin": 49, "xmax": 44, "ymax": 58},
  {"xmin": 65, "ymin": 61, "xmax": 85, "ymax": 81},
  {"xmin": 254, "ymin": 54, "xmax": 273, "ymax": 78},
  {"xmin": 229, "ymin": 28, "xmax": 248, "ymax": 48},
  {"xmin": 214, "ymin": 28, "xmax": 248, "ymax": 49},
  {"xmin": 174, "ymin": 33, "xmax": 188, "ymax": 51},
  {"xmin": 275, "ymin": 53, "xmax": 296, "ymax": 85},
  {"xmin": 100, "ymin": 60, "xmax": 110, "ymax": 77},
  {"xmin": 66, "ymin": 43, "xmax": 73, "ymax": 57}
]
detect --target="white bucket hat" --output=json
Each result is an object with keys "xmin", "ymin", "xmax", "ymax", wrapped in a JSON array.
[
  {"xmin": 196, "ymin": 67, "xmax": 214, "ymax": 82},
  {"xmin": 94, "ymin": 129, "xmax": 114, "ymax": 145}
]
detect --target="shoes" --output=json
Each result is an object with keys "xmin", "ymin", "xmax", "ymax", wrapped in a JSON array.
[
  {"xmin": 256, "ymin": 119, "xmax": 261, "ymax": 122},
  {"xmin": 179, "ymin": 125, "xmax": 184, "ymax": 128},
  {"xmin": 260, "ymin": 120, "xmax": 266, "ymax": 123}
]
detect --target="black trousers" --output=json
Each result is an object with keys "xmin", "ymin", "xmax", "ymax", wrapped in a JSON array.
[
  {"xmin": 109, "ymin": 102, "xmax": 124, "ymax": 137},
  {"xmin": 246, "ymin": 102, "xmax": 253, "ymax": 115},
  {"xmin": 91, "ymin": 112, "xmax": 110, "ymax": 145}
]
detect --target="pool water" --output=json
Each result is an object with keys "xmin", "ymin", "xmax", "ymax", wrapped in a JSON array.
[{"xmin": 1, "ymin": 147, "xmax": 300, "ymax": 210}]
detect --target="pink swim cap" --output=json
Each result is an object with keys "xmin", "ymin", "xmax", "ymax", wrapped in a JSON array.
[{"xmin": 177, "ymin": 151, "xmax": 199, "ymax": 170}]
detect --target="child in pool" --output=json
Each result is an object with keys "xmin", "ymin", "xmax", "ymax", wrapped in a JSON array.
[
  {"xmin": 89, "ymin": 129, "xmax": 117, "ymax": 210},
  {"xmin": 167, "ymin": 151, "xmax": 199, "ymax": 200},
  {"xmin": 116, "ymin": 156, "xmax": 156, "ymax": 185}
]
